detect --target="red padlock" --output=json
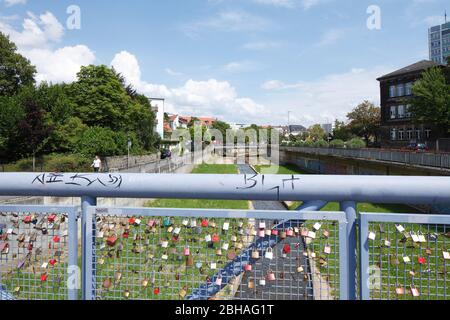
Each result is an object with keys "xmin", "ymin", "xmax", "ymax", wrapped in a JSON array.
[
  {"xmin": 48, "ymin": 214, "xmax": 57, "ymax": 223},
  {"xmin": 49, "ymin": 259, "xmax": 57, "ymax": 266},
  {"xmin": 154, "ymin": 287, "xmax": 160, "ymax": 295},
  {"xmin": 106, "ymin": 236, "xmax": 118, "ymax": 247},
  {"xmin": 123, "ymin": 232, "xmax": 129, "ymax": 239},
  {"xmin": 212, "ymin": 234, "xmax": 219, "ymax": 243},
  {"xmin": 201, "ymin": 219, "xmax": 209, "ymax": 228},
  {"xmin": 40, "ymin": 274, "xmax": 47, "ymax": 282},
  {"xmin": 418, "ymin": 257, "xmax": 426, "ymax": 265},
  {"xmin": 129, "ymin": 218, "xmax": 136, "ymax": 225},
  {"xmin": 283, "ymin": 244, "xmax": 291, "ymax": 254},
  {"xmin": 24, "ymin": 215, "xmax": 32, "ymax": 224},
  {"xmin": 28, "ymin": 243, "xmax": 33, "ymax": 251},
  {"xmin": 53, "ymin": 236, "xmax": 60, "ymax": 243}
]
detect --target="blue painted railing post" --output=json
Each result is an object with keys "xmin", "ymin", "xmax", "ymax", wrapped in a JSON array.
[
  {"xmin": 340, "ymin": 201, "xmax": 358, "ymax": 300},
  {"xmin": 81, "ymin": 196, "xmax": 97, "ymax": 300},
  {"xmin": 67, "ymin": 207, "xmax": 79, "ymax": 300}
]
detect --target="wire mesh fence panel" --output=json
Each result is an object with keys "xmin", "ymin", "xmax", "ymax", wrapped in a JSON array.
[
  {"xmin": 360, "ymin": 213, "xmax": 450, "ymax": 300},
  {"xmin": 0, "ymin": 206, "xmax": 78, "ymax": 300},
  {"xmin": 86, "ymin": 208, "xmax": 345, "ymax": 301}
]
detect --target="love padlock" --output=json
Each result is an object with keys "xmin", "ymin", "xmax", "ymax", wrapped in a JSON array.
[
  {"xmin": 244, "ymin": 264, "xmax": 252, "ymax": 271},
  {"xmin": 53, "ymin": 236, "xmax": 60, "ymax": 243},
  {"xmin": 258, "ymin": 229, "xmax": 265, "ymax": 238},
  {"xmin": 251, "ymin": 249, "xmax": 260, "ymax": 259},
  {"xmin": 265, "ymin": 248, "xmax": 274, "ymax": 260},
  {"xmin": 49, "ymin": 259, "xmax": 57, "ymax": 266},
  {"xmin": 283, "ymin": 244, "xmax": 291, "ymax": 254},
  {"xmin": 286, "ymin": 228, "xmax": 294, "ymax": 237},
  {"xmin": 212, "ymin": 234, "xmax": 219, "ymax": 243},
  {"xmin": 201, "ymin": 219, "xmax": 209, "ymax": 228},
  {"xmin": 215, "ymin": 276, "xmax": 223, "ymax": 286},
  {"xmin": 271, "ymin": 229, "xmax": 279, "ymax": 236},
  {"xmin": 48, "ymin": 214, "xmax": 57, "ymax": 223},
  {"xmin": 184, "ymin": 247, "xmax": 190, "ymax": 256}
]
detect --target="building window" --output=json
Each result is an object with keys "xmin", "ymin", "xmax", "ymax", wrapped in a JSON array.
[
  {"xmin": 391, "ymin": 128, "xmax": 397, "ymax": 141},
  {"xmin": 390, "ymin": 106, "xmax": 397, "ymax": 119},
  {"xmin": 389, "ymin": 85, "xmax": 396, "ymax": 98},
  {"xmin": 405, "ymin": 105, "xmax": 412, "ymax": 118},
  {"xmin": 405, "ymin": 82, "xmax": 413, "ymax": 95},
  {"xmin": 398, "ymin": 105, "xmax": 405, "ymax": 118},
  {"xmin": 398, "ymin": 129, "xmax": 405, "ymax": 141},
  {"xmin": 416, "ymin": 130, "xmax": 421, "ymax": 141},
  {"xmin": 397, "ymin": 84, "xmax": 405, "ymax": 97},
  {"xmin": 407, "ymin": 129, "xmax": 413, "ymax": 141},
  {"xmin": 425, "ymin": 129, "xmax": 431, "ymax": 139}
]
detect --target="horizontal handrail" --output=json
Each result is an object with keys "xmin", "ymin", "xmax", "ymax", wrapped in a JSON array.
[{"xmin": 0, "ymin": 173, "xmax": 449, "ymax": 204}]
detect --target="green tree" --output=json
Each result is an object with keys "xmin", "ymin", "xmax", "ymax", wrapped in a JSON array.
[
  {"xmin": 347, "ymin": 101, "xmax": 380, "ymax": 145},
  {"xmin": 0, "ymin": 32, "xmax": 36, "ymax": 96},
  {"xmin": 67, "ymin": 65, "xmax": 131, "ymax": 131},
  {"xmin": 16, "ymin": 92, "xmax": 54, "ymax": 168},
  {"xmin": 75, "ymin": 127, "xmax": 119, "ymax": 157},
  {"xmin": 308, "ymin": 124, "xmax": 326, "ymax": 141},
  {"xmin": 332, "ymin": 120, "xmax": 353, "ymax": 141},
  {"xmin": 211, "ymin": 120, "xmax": 231, "ymax": 143},
  {"xmin": 410, "ymin": 67, "xmax": 450, "ymax": 135},
  {"xmin": 0, "ymin": 95, "xmax": 25, "ymax": 162}
]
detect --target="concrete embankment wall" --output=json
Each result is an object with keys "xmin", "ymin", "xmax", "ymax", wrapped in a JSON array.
[{"xmin": 279, "ymin": 149, "xmax": 450, "ymax": 214}]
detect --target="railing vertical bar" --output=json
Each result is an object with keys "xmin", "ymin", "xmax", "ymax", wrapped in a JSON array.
[
  {"xmin": 359, "ymin": 213, "xmax": 370, "ymax": 300},
  {"xmin": 81, "ymin": 196, "xmax": 97, "ymax": 300},
  {"xmin": 340, "ymin": 201, "xmax": 357, "ymax": 300},
  {"xmin": 68, "ymin": 206, "xmax": 79, "ymax": 300}
]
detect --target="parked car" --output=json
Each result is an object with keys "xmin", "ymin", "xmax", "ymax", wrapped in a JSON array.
[
  {"xmin": 160, "ymin": 149, "xmax": 172, "ymax": 160},
  {"xmin": 403, "ymin": 143, "xmax": 429, "ymax": 152}
]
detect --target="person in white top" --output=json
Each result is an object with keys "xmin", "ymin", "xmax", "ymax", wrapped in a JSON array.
[{"xmin": 91, "ymin": 156, "xmax": 102, "ymax": 173}]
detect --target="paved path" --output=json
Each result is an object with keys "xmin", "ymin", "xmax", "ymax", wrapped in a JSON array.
[{"xmin": 235, "ymin": 164, "xmax": 313, "ymax": 300}]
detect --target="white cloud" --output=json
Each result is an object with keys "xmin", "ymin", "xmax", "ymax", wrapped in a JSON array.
[
  {"xmin": 222, "ymin": 60, "xmax": 259, "ymax": 73},
  {"xmin": 261, "ymin": 66, "xmax": 391, "ymax": 126},
  {"xmin": 165, "ymin": 68, "xmax": 184, "ymax": 77},
  {"xmin": 183, "ymin": 10, "xmax": 271, "ymax": 37},
  {"xmin": 316, "ymin": 28, "xmax": 346, "ymax": 47},
  {"xmin": 241, "ymin": 41, "xmax": 282, "ymax": 50},
  {"xmin": 111, "ymin": 51, "xmax": 270, "ymax": 123},
  {"xmin": 0, "ymin": 11, "xmax": 96, "ymax": 83},
  {"xmin": 252, "ymin": 0, "xmax": 295, "ymax": 8},
  {"xmin": 4, "ymin": 0, "xmax": 26, "ymax": 7},
  {"xmin": 29, "ymin": 46, "xmax": 96, "ymax": 83}
]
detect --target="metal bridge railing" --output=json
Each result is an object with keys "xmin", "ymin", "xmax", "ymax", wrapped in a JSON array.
[
  {"xmin": 282, "ymin": 146, "xmax": 450, "ymax": 170},
  {"xmin": 0, "ymin": 172, "xmax": 449, "ymax": 300}
]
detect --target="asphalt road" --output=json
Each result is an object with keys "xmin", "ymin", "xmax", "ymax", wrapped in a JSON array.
[{"xmin": 234, "ymin": 164, "xmax": 313, "ymax": 300}]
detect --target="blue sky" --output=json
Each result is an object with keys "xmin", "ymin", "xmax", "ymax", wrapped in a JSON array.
[{"xmin": 0, "ymin": 0, "xmax": 448, "ymax": 126}]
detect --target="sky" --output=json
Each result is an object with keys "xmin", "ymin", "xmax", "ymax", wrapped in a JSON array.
[{"xmin": 0, "ymin": 0, "xmax": 448, "ymax": 127}]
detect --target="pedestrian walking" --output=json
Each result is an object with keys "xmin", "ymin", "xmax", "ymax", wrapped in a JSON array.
[{"xmin": 91, "ymin": 155, "xmax": 102, "ymax": 173}]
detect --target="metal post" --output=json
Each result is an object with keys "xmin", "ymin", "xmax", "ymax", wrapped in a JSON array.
[
  {"xmin": 81, "ymin": 196, "xmax": 97, "ymax": 300},
  {"xmin": 359, "ymin": 213, "xmax": 370, "ymax": 300},
  {"xmin": 68, "ymin": 207, "xmax": 79, "ymax": 300},
  {"xmin": 340, "ymin": 201, "xmax": 358, "ymax": 300}
]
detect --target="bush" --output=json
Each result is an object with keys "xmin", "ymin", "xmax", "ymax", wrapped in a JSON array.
[
  {"xmin": 329, "ymin": 139, "xmax": 345, "ymax": 148},
  {"xmin": 75, "ymin": 127, "xmax": 119, "ymax": 157},
  {"xmin": 44, "ymin": 154, "xmax": 90, "ymax": 172},
  {"xmin": 346, "ymin": 138, "xmax": 366, "ymax": 149},
  {"xmin": 303, "ymin": 139, "xmax": 314, "ymax": 147},
  {"xmin": 314, "ymin": 139, "xmax": 329, "ymax": 148}
]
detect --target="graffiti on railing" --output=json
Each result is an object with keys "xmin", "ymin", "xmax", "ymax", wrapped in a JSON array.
[{"xmin": 32, "ymin": 173, "xmax": 123, "ymax": 189}]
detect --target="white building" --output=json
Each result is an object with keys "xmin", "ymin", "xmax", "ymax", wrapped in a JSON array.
[{"xmin": 149, "ymin": 98, "xmax": 165, "ymax": 138}]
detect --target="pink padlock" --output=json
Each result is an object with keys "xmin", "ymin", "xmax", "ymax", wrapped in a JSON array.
[
  {"xmin": 286, "ymin": 228, "xmax": 294, "ymax": 237},
  {"xmin": 184, "ymin": 247, "xmax": 190, "ymax": 256},
  {"xmin": 267, "ymin": 271, "xmax": 276, "ymax": 281},
  {"xmin": 258, "ymin": 230, "xmax": 265, "ymax": 238},
  {"xmin": 272, "ymin": 229, "xmax": 279, "ymax": 236},
  {"xmin": 244, "ymin": 264, "xmax": 252, "ymax": 271},
  {"xmin": 215, "ymin": 276, "xmax": 223, "ymax": 286}
]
